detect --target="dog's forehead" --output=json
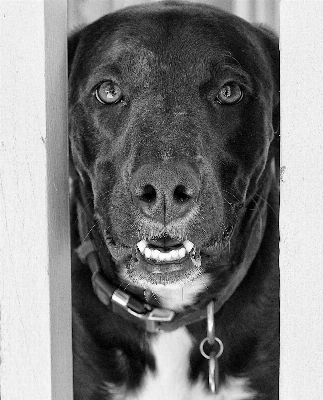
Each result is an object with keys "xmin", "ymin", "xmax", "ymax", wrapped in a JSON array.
[{"xmin": 78, "ymin": 6, "xmax": 266, "ymax": 82}]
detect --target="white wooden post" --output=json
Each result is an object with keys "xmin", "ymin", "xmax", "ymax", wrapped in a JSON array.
[
  {"xmin": 280, "ymin": 1, "xmax": 323, "ymax": 399},
  {"xmin": 233, "ymin": 0, "xmax": 254, "ymax": 23},
  {"xmin": 0, "ymin": 1, "xmax": 73, "ymax": 399},
  {"xmin": 233, "ymin": 0, "xmax": 279, "ymax": 33},
  {"xmin": 254, "ymin": 0, "xmax": 277, "ymax": 32}
]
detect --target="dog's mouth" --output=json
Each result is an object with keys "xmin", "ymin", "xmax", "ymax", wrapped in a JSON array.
[
  {"xmin": 129, "ymin": 241, "xmax": 202, "ymax": 287},
  {"xmin": 133, "ymin": 238, "xmax": 203, "ymax": 283},
  {"xmin": 136, "ymin": 238, "xmax": 196, "ymax": 266},
  {"xmin": 101, "ymin": 211, "xmax": 237, "ymax": 291},
  {"xmin": 104, "ymin": 232, "xmax": 204, "ymax": 287}
]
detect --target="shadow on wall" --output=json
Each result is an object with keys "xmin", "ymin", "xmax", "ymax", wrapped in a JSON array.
[{"xmin": 68, "ymin": 0, "xmax": 279, "ymax": 34}]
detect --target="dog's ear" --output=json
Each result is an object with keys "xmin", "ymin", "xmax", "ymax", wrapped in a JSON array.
[
  {"xmin": 254, "ymin": 26, "xmax": 280, "ymax": 165},
  {"xmin": 254, "ymin": 26, "xmax": 279, "ymax": 106},
  {"xmin": 68, "ymin": 29, "xmax": 83, "ymax": 202},
  {"xmin": 68, "ymin": 29, "xmax": 83, "ymax": 77},
  {"xmin": 68, "ymin": 29, "xmax": 84, "ymax": 245}
]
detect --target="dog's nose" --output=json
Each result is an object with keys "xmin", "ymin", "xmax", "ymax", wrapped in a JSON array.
[{"xmin": 130, "ymin": 163, "xmax": 200, "ymax": 223}]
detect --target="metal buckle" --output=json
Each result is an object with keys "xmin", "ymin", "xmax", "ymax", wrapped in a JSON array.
[
  {"xmin": 111, "ymin": 288, "xmax": 175, "ymax": 333},
  {"xmin": 111, "ymin": 289, "xmax": 131, "ymax": 308}
]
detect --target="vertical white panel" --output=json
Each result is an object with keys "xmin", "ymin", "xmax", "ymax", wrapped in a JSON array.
[
  {"xmin": 44, "ymin": 0, "xmax": 73, "ymax": 398},
  {"xmin": 68, "ymin": 0, "xmax": 236, "ymax": 31},
  {"xmin": 233, "ymin": 0, "xmax": 279, "ymax": 32},
  {"xmin": 274, "ymin": 0, "xmax": 280, "ymax": 34},
  {"xmin": 280, "ymin": 1, "xmax": 323, "ymax": 399},
  {"xmin": 254, "ymin": 0, "xmax": 278, "ymax": 32},
  {"xmin": 254, "ymin": 0, "xmax": 267, "ymax": 22},
  {"xmin": 255, "ymin": 0, "xmax": 272, "ymax": 25},
  {"xmin": 233, "ymin": 0, "xmax": 254, "ymax": 22},
  {"xmin": 0, "ymin": 0, "xmax": 72, "ymax": 399}
]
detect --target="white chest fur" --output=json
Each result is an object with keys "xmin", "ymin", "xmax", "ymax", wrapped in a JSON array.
[{"xmin": 104, "ymin": 327, "xmax": 256, "ymax": 400}]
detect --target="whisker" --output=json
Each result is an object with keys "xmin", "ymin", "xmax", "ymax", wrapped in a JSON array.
[
  {"xmin": 200, "ymin": 273, "xmax": 218, "ymax": 293},
  {"xmin": 123, "ymin": 283, "xmax": 130, "ymax": 292},
  {"xmin": 82, "ymin": 218, "xmax": 102, "ymax": 241},
  {"xmin": 151, "ymin": 291, "xmax": 161, "ymax": 305},
  {"xmin": 222, "ymin": 189, "xmax": 241, "ymax": 203},
  {"xmin": 74, "ymin": 188, "xmax": 111, "ymax": 222},
  {"xmin": 254, "ymin": 193, "xmax": 278, "ymax": 218}
]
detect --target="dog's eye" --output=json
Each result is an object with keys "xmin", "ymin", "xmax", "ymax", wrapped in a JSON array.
[
  {"xmin": 95, "ymin": 80, "xmax": 123, "ymax": 104},
  {"xmin": 216, "ymin": 83, "xmax": 243, "ymax": 105}
]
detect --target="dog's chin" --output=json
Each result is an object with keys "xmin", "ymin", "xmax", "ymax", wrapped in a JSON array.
[
  {"xmin": 119, "ymin": 256, "xmax": 211, "ymax": 310},
  {"xmin": 122, "ymin": 254, "xmax": 203, "ymax": 288}
]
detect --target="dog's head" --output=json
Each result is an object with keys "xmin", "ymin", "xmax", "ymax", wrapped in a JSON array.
[{"xmin": 69, "ymin": 2, "xmax": 279, "ymax": 310}]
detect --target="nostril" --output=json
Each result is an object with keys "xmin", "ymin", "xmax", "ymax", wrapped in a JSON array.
[
  {"xmin": 139, "ymin": 184, "xmax": 157, "ymax": 203},
  {"xmin": 173, "ymin": 185, "xmax": 191, "ymax": 204}
]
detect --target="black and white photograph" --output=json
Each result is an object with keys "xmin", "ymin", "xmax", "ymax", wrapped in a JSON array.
[{"xmin": 1, "ymin": 1, "xmax": 323, "ymax": 400}]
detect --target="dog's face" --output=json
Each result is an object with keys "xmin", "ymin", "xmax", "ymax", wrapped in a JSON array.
[{"xmin": 69, "ymin": 2, "xmax": 279, "ymax": 308}]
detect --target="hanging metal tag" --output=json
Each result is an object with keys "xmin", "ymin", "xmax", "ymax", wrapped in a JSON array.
[{"xmin": 209, "ymin": 351, "xmax": 219, "ymax": 393}]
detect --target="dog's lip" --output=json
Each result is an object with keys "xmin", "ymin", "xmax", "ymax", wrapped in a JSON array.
[
  {"xmin": 123, "ymin": 252, "xmax": 203, "ymax": 287},
  {"xmin": 104, "ymin": 236, "xmax": 133, "ymax": 262}
]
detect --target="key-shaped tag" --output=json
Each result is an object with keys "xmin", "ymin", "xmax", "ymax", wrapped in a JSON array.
[{"xmin": 209, "ymin": 351, "xmax": 219, "ymax": 393}]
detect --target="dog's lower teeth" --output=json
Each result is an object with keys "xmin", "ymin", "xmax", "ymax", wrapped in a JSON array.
[
  {"xmin": 183, "ymin": 240, "xmax": 194, "ymax": 252},
  {"xmin": 139, "ymin": 245, "xmax": 186, "ymax": 261},
  {"xmin": 137, "ymin": 240, "xmax": 148, "ymax": 253},
  {"xmin": 150, "ymin": 248, "xmax": 183, "ymax": 262},
  {"xmin": 159, "ymin": 252, "xmax": 167, "ymax": 261},
  {"xmin": 169, "ymin": 250, "xmax": 178, "ymax": 260},
  {"xmin": 144, "ymin": 247, "xmax": 152, "ymax": 258},
  {"xmin": 136, "ymin": 239, "xmax": 196, "ymax": 262},
  {"xmin": 151, "ymin": 249, "xmax": 160, "ymax": 259},
  {"xmin": 178, "ymin": 248, "xmax": 186, "ymax": 258}
]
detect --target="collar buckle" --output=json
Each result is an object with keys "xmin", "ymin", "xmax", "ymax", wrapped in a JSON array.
[{"xmin": 111, "ymin": 288, "xmax": 175, "ymax": 333}]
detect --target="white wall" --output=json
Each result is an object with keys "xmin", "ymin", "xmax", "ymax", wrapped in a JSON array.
[
  {"xmin": 280, "ymin": 1, "xmax": 323, "ymax": 398},
  {"xmin": 68, "ymin": 0, "xmax": 279, "ymax": 33}
]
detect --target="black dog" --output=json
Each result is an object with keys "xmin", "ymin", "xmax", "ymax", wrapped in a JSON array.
[{"xmin": 69, "ymin": 2, "xmax": 279, "ymax": 399}]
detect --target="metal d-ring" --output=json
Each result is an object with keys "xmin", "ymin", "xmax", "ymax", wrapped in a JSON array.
[{"xmin": 199, "ymin": 336, "xmax": 224, "ymax": 360}]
